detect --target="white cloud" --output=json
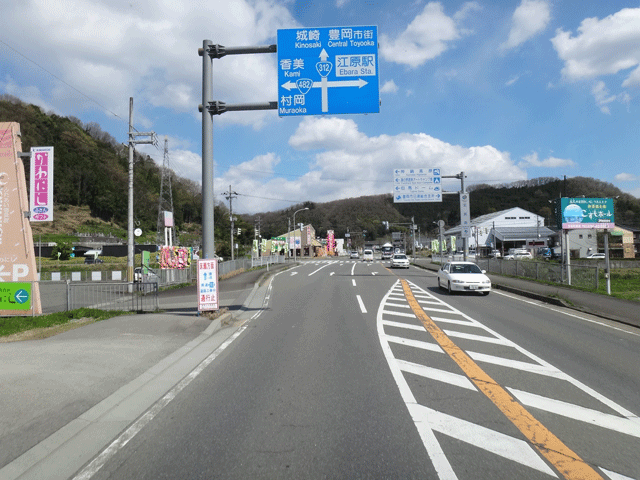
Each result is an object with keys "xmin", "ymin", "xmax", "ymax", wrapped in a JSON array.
[
  {"xmin": 380, "ymin": 80, "xmax": 399, "ymax": 94},
  {"xmin": 551, "ymin": 7, "xmax": 640, "ymax": 85},
  {"xmin": 615, "ymin": 173, "xmax": 638, "ymax": 182},
  {"xmin": 518, "ymin": 152, "xmax": 576, "ymax": 168},
  {"xmin": 591, "ymin": 81, "xmax": 617, "ymax": 114},
  {"xmin": 505, "ymin": 75, "xmax": 521, "ymax": 86},
  {"xmin": 1, "ymin": 0, "xmax": 297, "ymax": 128},
  {"xmin": 380, "ymin": 2, "xmax": 479, "ymax": 68},
  {"xmin": 501, "ymin": 0, "xmax": 551, "ymax": 51}
]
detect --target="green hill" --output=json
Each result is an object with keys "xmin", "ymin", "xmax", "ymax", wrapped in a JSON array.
[{"xmin": 2, "ymin": 96, "xmax": 639, "ymax": 256}]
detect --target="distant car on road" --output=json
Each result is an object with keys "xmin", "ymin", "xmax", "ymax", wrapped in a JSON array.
[
  {"xmin": 437, "ymin": 261, "xmax": 491, "ymax": 295},
  {"xmin": 362, "ymin": 249, "xmax": 374, "ymax": 262},
  {"xmin": 84, "ymin": 257, "xmax": 104, "ymax": 264},
  {"xmin": 390, "ymin": 253, "xmax": 410, "ymax": 268},
  {"xmin": 134, "ymin": 267, "xmax": 159, "ymax": 283},
  {"xmin": 350, "ymin": 251, "xmax": 359, "ymax": 259},
  {"xmin": 587, "ymin": 253, "xmax": 606, "ymax": 259}
]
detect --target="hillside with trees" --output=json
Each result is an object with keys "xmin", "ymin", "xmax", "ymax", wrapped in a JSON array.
[{"xmin": 2, "ymin": 96, "xmax": 639, "ymax": 256}]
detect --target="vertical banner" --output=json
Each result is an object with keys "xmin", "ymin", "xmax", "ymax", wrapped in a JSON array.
[
  {"xmin": 197, "ymin": 259, "xmax": 219, "ymax": 311},
  {"xmin": 327, "ymin": 230, "xmax": 335, "ymax": 254},
  {"xmin": 29, "ymin": 146, "xmax": 54, "ymax": 222}
]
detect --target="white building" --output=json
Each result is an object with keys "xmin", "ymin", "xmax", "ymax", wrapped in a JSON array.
[{"xmin": 444, "ymin": 207, "xmax": 554, "ymax": 255}]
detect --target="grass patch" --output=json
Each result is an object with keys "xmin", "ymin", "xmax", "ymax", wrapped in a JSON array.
[
  {"xmin": 0, "ymin": 308, "xmax": 132, "ymax": 340},
  {"xmin": 595, "ymin": 268, "xmax": 640, "ymax": 302}
]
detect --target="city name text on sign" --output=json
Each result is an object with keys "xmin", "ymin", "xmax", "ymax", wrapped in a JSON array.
[
  {"xmin": 277, "ymin": 26, "xmax": 379, "ymax": 116},
  {"xmin": 393, "ymin": 168, "xmax": 442, "ymax": 203}
]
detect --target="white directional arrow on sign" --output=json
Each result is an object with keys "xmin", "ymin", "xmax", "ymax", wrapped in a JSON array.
[
  {"xmin": 0, "ymin": 266, "xmax": 10, "ymax": 281},
  {"xmin": 280, "ymin": 79, "xmax": 368, "ymax": 91}
]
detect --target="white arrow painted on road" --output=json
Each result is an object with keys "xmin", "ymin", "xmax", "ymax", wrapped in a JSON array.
[
  {"xmin": 291, "ymin": 272, "xmax": 298, "ymax": 276},
  {"xmin": 371, "ymin": 272, "xmax": 378, "ymax": 276},
  {"xmin": 330, "ymin": 272, "xmax": 335, "ymax": 276}
]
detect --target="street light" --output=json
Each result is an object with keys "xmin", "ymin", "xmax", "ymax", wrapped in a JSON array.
[{"xmin": 293, "ymin": 207, "xmax": 308, "ymax": 263}]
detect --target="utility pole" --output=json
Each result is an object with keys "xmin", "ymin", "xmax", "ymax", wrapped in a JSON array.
[
  {"xmin": 127, "ymin": 97, "xmax": 157, "ymax": 283},
  {"xmin": 222, "ymin": 185, "xmax": 238, "ymax": 260},
  {"xmin": 157, "ymin": 136, "xmax": 176, "ymax": 248}
]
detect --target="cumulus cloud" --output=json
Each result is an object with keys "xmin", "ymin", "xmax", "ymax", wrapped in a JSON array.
[
  {"xmin": 501, "ymin": 0, "xmax": 551, "ymax": 51},
  {"xmin": 380, "ymin": 2, "xmax": 480, "ymax": 68},
  {"xmin": 551, "ymin": 7, "xmax": 640, "ymax": 85},
  {"xmin": 518, "ymin": 152, "xmax": 576, "ymax": 168},
  {"xmin": 1, "ymin": 0, "xmax": 297, "ymax": 128},
  {"xmin": 591, "ymin": 81, "xmax": 617, "ymax": 114},
  {"xmin": 615, "ymin": 173, "xmax": 638, "ymax": 182},
  {"xmin": 380, "ymin": 80, "xmax": 399, "ymax": 94}
]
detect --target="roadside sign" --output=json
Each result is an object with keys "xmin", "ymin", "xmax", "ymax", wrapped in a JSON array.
[
  {"xmin": 557, "ymin": 198, "xmax": 615, "ymax": 230},
  {"xmin": 393, "ymin": 168, "xmax": 442, "ymax": 203},
  {"xmin": 277, "ymin": 26, "xmax": 379, "ymax": 116},
  {"xmin": 460, "ymin": 193, "xmax": 471, "ymax": 237},
  {"xmin": 0, "ymin": 282, "xmax": 32, "ymax": 311},
  {"xmin": 197, "ymin": 259, "xmax": 219, "ymax": 311}
]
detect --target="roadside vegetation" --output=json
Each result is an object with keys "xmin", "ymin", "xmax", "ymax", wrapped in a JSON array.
[{"xmin": 0, "ymin": 308, "xmax": 132, "ymax": 342}]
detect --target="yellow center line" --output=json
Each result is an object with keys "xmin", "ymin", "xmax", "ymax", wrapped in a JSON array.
[{"xmin": 400, "ymin": 279, "xmax": 602, "ymax": 480}]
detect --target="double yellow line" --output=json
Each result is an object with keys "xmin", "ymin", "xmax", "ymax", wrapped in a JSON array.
[{"xmin": 400, "ymin": 279, "xmax": 602, "ymax": 480}]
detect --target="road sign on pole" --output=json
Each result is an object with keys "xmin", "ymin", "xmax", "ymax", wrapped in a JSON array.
[
  {"xmin": 277, "ymin": 26, "xmax": 379, "ymax": 116},
  {"xmin": 0, "ymin": 282, "xmax": 32, "ymax": 311},
  {"xmin": 393, "ymin": 168, "xmax": 442, "ymax": 203}
]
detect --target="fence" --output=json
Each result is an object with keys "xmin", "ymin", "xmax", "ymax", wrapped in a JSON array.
[{"xmin": 430, "ymin": 255, "xmax": 599, "ymax": 290}]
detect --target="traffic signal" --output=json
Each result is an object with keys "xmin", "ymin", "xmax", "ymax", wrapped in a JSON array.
[{"xmin": 237, "ymin": 228, "xmax": 241, "ymax": 235}]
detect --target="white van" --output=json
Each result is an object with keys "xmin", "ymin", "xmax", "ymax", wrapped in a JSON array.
[{"xmin": 362, "ymin": 249, "xmax": 374, "ymax": 262}]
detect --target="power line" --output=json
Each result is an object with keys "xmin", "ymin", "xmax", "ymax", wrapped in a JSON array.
[{"xmin": 0, "ymin": 38, "xmax": 124, "ymax": 122}]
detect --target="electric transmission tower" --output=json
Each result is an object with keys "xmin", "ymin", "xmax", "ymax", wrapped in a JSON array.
[{"xmin": 157, "ymin": 136, "xmax": 176, "ymax": 246}]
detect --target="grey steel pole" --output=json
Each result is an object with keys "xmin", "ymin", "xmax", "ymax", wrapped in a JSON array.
[
  {"xmin": 201, "ymin": 40, "xmax": 215, "ymax": 259},
  {"xmin": 127, "ymin": 97, "xmax": 134, "ymax": 283}
]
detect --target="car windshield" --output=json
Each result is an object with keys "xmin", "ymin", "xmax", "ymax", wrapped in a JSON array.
[
  {"xmin": 394, "ymin": 255, "xmax": 407, "ymax": 259},
  {"xmin": 451, "ymin": 264, "xmax": 482, "ymax": 274}
]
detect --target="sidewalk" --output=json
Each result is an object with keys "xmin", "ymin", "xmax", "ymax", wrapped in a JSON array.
[
  {"xmin": 0, "ymin": 263, "xmax": 290, "ymax": 480},
  {"xmin": 412, "ymin": 258, "xmax": 639, "ymax": 328}
]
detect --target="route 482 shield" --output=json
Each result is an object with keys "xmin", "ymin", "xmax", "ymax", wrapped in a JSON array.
[{"xmin": 277, "ymin": 26, "xmax": 380, "ymax": 116}]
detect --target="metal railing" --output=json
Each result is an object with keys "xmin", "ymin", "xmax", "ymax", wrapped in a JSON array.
[
  {"xmin": 429, "ymin": 255, "xmax": 599, "ymax": 290},
  {"xmin": 66, "ymin": 282, "xmax": 159, "ymax": 312}
]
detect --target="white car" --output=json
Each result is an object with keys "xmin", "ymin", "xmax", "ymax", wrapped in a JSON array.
[
  {"xmin": 350, "ymin": 251, "xmax": 359, "ymax": 259},
  {"xmin": 134, "ymin": 267, "xmax": 159, "ymax": 283},
  {"xmin": 437, "ymin": 261, "xmax": 491, "ymax": 295},
  {"xmin": 587, "ymin": 253, "xmax": 606, "ymax": 259},
  {"xmin": 362, "ymin": 249, "xmax": 374, "ymax": 262},
  {"xmin": 390, "ymin": 253, "xmax": 410, "ymax": 268}
]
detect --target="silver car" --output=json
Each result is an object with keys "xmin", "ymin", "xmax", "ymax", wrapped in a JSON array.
[{"xmin": 437, "ymin": 261, "xmax": 491, "ymax": 295}]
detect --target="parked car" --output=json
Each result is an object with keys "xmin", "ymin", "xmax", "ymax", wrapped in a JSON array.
[
  {"xmin": 362, "ymin": 249, "xmax": 374, "ymax": 262},
  {"xmin": 437, "ymin": 261, "xmax": 491, "ymax": 295},
  {"xmin": 504, "ymin": 249, "xmax": 532, "ymax": 260},
  {"xmin": 390, "ymin": 253, "xmax": 410, "ymax": 268},
  {"xmin": 587, "ymin": 253, "xmax": 606, "ymax": 259},
  {"xmin": 134, "ymin": 267, "xmax": 159, "ymax": 283},
  {"xmin": 350, "ymin": 251, "xmax": 359, "ymax": 259},
  {"xmin": 84, "ymin": 256, "xmax": 104, "ymax": 264}
]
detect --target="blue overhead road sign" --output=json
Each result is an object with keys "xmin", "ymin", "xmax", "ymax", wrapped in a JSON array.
[{"xmin": 277, "ymin": 26, "xmax": 379, "ymax": 116}]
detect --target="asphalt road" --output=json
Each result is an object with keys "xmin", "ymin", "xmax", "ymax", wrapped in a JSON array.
[{"xmin": 82, "ymin": 259, "xmax": 640, "ymax": 480}]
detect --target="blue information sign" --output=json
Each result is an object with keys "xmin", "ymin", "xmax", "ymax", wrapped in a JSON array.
[{"xmin": 277, "ymin": 26, "xmax": 379, "ymax": 116}]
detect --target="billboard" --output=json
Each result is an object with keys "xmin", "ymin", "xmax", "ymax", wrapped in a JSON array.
[
  {"xmin": 557, "ymin": 198, "xmax": 615, "ymax": 230},
  {"xmin": 0, "ymin": 122, "xmax": 42, "ymax": 315}
]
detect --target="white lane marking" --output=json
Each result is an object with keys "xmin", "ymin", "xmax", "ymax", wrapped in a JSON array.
[
  {"xmin": 508, "ymin": 388, "xmax": 640, "ymax": 438},
  {"xmin": 308, "ymin": 262, "xmax": 333, "ymax": 276},
  {"xmin": 599, "ymin": 467, "xmax": 636, "ymax": 480},
  {"xmin": 396, "ymin": 359, "xmax": 477, "ymax": 391},
  {"xmin": 384, "ymin": 302, "xmax": 411, "ymax": 309},
  {"xmin": 330, "ymin": 272, "xmax": 335, "ymax": 276},
  {"xmin": 382, "ymin": 319, "xmax": 425, "ymax": 331},
  {"xmin": 356, "ymin": 295, "xmax": 367, "ymax": 313},
  {"xmin": 351, "ymin": 263, "xmax": 356, "ymax": 276},
  {"xmin": 382, "ymin": 334, "xmax": 443, "ymax": 353},
  {"xmin": 377, "ymin": 281, "xmax": 456, "ymax": 478},
  {"xmin": 73, "ymin": 325, "xmax": 247, "ymax": 480},
  {"xmin": 352, "ymin": 279, "xmax": 356, "ymax": 287},
  {"xmin": 443, "ymin": 330, "xmax": 511, "ymax": 346},
  {"xmin": 493, "ymin": 290, "xmax": 640, "ymax": 338},
  {"xmin": 290, "ymin": 272, "xmax": 298, "ymax": 276},
  {"xmin": 468, "ymin": 351, "xmax": 562, "ymax": 378},
  {"xmin": 407, "ymin": 404, "xmax": 556, "ymax": 477},
  {"xmin": 371, "ymin": 272, "xmax": 378, "ymax": 275},
  {"xmin": 382, "ymin": 309, "xmax": 416, "ymax": 318}
]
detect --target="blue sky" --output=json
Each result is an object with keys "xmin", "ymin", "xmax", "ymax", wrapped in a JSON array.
[{"xmin": 2, "ymin": 0, "xmax": 639, "ymax": 214}]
